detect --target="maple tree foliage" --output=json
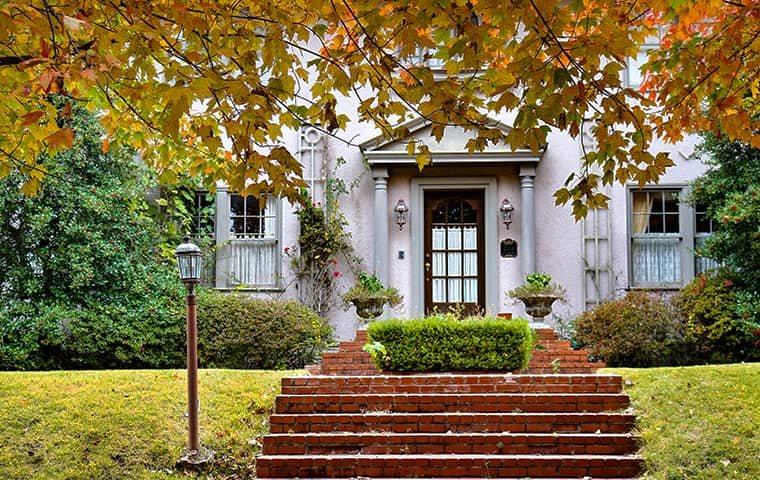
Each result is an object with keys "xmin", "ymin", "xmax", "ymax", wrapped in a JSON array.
[{"xmin": 0, "ymin": 1, "xmax": 757, "ymax": 216}]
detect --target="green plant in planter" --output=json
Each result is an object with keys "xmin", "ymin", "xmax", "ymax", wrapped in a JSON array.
[
  {"xmin": 507, "ymin": 273, "xmax": 567, "ymax": 321},
  {"xmin": 343, "ymin": 272, "xmax": 402, "ymax": 320}
]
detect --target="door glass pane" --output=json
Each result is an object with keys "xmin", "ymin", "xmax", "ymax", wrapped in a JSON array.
[
  {"xmin": 447, "ymin": 252, "xmax": 462, "ymax": 276},
  {"xmin": 432, "ymin": 227, "xmax": 446, "ymax": 250},
  {"xmin": 463, "ymin": 227, "xmax": 477, "ymax": 249},
  {"xmin": 447, "ymin": 201, "xmax": 462, "ymax": 223},
  {"xmin": 447, "ymin": 278, "xmax": 462, "ymax": 302},
  {"xmin": 463, "ymin": 279, "xmax": 477, "ymax": 303},
  {"xmin": 432, "ymin": 252, "xmax": 446, "ymax": 276},
  {"xmin": 463, "ymin": 252, "xmax": 477, "ymax": 276},
  {"xmin": 432, "ymin": 203, "xmax": 446, "ymax": 223},
  {"xmin": 462, "ymin": 201, "xmax": 476, "ymax": 223},
  {"xmin": 447, "ymin": 227, "xmax": 462, "ymax": 249},
  {"xmin": 432, "ymin": 279, "xmax": 446, "ymax": 303}
]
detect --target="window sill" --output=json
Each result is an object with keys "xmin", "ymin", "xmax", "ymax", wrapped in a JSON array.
[
  {"xmin": 626, "ymin": 286, "xmax": 682, "ymax": 291},
  {"xmin": 214, "ymin": 286, "xmax": 286, "ymax": 293}
]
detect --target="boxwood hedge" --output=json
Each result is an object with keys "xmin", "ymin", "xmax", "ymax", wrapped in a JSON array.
[{"xmin": 365, "ymin": 316, "xmax": 535, "ymax": 372}]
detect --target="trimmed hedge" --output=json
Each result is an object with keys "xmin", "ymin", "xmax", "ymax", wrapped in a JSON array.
[
  {"xmin": 197, "ymin": 290, "xmax": 332, "ymax": 369},
  {"xmin": 365, "ymin": 316, "xmax": 535, "ymax": 372}
]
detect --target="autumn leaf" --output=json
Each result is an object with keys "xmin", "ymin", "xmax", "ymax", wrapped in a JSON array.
[
  {"xmin": 21, "ymin": 111, "xmax": 45, "ymax": 126},
  {"xmin": 45, "ymin": 128, "xmax": 74, "ymax": 149}
]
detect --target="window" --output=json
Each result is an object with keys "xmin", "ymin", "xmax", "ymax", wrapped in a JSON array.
[
  {"xmin": 230, "ymin": 195, "xmax": 276, "ymax": 239},
  {"xmin": 630, "ymin": 189, "xmax": 682, "ymax": 286},
  {"xmin": 695, "ymin": 203, "xmax": 719, "ymax": 275},
  {"xmin": 226, "ymin": 194, "xmax": 280, "ymax": 288},
  {"xmin": 626, "ymin": 26, "xmax": 666, "ymax": 88},
  {"xmin": 184, "ymin": 191, "xmax": 215, "ymax": 238}
]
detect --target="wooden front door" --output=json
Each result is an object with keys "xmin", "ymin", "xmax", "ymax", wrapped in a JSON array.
[{"xmin": 424, "ymin": 190, "xmax": 485, "ymax": 315}]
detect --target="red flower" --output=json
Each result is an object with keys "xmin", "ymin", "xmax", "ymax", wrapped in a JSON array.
[{"xmin": 333, "ymin": 270, "xmax": 342, "ymax": 278}]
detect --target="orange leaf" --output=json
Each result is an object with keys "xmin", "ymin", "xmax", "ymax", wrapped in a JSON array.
[
  {"xmin": 21, "ymin": 110, "xmax": 45, "ymax": 126},
  {"xmin": 45, "ymin": 127, "xmax": 74, "ymax": 149},
  {"xmin": 101, "ymin": 138, "xmax": 110, "ymax": 153}
]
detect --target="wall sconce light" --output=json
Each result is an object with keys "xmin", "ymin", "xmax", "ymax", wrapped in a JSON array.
[
  {"xmin": 500, "ymin": 197, "xmax": 514, "ymax": 230},
  {"xmin": 394, "ymin": 199, "xmax": 409, "ymax": 231}
]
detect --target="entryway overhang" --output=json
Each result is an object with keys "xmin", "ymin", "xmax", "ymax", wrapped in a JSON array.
[{"xmin": 360, "ymin": 117, "xmax": 546, "ymax": 317}]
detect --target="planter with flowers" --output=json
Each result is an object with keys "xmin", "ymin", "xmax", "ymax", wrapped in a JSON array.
[
  {"xmin": 507, "ymin": 273, "xmax": 567, "ymax": 324},
  {"xmin": 343, "ymin": 272, "xmax": 402, "ymax": 321}
]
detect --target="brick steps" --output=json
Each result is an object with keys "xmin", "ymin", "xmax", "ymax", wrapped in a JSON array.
[
  {"xmin": 307, "ymin": 328, "xmax": 603, "ymax": 376},
  {"xmin": 269, "ymin": 412, "xmax": 637, "ymax": 434},
  {"xmin": 275, "ymin": 393, "xmax": 630, "ymax": 414},
  {"xmin": 281, "ymin": 374, "xmax": 623, "ymax": 395},
  {"xmin": 262, "ymin": 432, "xmax": 639, "ymax": 455},
  {"xmin": 258, "ymin": 328, "xmax": 639, "ymax": 479},
  {"xmin": 255, "ymin": 454, "xmax": 643, "ymax": 478}
]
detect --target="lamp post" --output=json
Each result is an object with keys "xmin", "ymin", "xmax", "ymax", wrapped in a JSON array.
[{"xmin": 175, "ymin": 236, "xmax": 213, "ymax": 468}]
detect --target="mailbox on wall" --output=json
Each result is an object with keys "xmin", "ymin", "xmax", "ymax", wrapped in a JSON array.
[{"xmin": 500, "ymin": 238, "xmax": 518, "ymax": 258}]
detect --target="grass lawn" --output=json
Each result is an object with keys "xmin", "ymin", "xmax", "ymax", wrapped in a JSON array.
[
  {"xmin": 0, "ymin": 364, "xmax": 757, "ymax": 479},
  {"xmin": 605, "ymin": 363, "xmax": 759, "ymax": 480},
  {"xmin": 0, "ymin": 369, "xmax": 301, "ymax": 479}
]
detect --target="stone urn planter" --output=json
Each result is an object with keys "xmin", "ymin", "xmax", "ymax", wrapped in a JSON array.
[
  {"xmin": 343, "ymin": 272, "xmax": 403, "ymax": 322},
  {"xmin": 507, "ymin": 273, "xmax": 567, "ymax": 326},
  {"xmin": 515, "ymin": 294, "xmax": 560, "ymax": 322},
  {"xmin": 351, "ymin": 297, "xmax": 386, "ymax": 320}
]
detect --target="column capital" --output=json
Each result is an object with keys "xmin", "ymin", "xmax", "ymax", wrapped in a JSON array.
[
  {"xmin": 519, "ymin": 164, "xmax": 537, "ymax": 178},
  {"xmin": 372, "ymin": 167, "xmax": 389, "ymax": 180}
]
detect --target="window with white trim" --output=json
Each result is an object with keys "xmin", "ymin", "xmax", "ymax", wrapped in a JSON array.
[
  {"xmin": 694, "ymin": 203, "xmax": 719, "ymax": 275},
  {"xmin": 227, "ymin": 194, "xmax": 280, "ymax": 288},
  {"xmin": 626, "ymin": 25, "xmax": 666, "ymax": 88},
  {"xmin": 630, "ymin": 189, "xmax": 682, "ymax": 286}
]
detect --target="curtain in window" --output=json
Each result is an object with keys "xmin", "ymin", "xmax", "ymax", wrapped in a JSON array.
[
  {"xmin": 632, "ymin": 236, "xmax": 681, "ymax": 284},
  {"xmin": 632, "ymin": 193, "xmax": 654, "ymax": 233},
  {"xmin": 228, "ymin": 238, "xmax": 278, "ymax": 287}
]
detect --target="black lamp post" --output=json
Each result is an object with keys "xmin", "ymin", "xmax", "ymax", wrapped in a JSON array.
[{"xmin": 175, "ymin": 236, "xmax": 213, "ymax": 468}]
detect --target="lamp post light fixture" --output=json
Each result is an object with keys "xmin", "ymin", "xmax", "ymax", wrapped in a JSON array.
[
  {"xmin": 175, "ymin": 236, "xmax": 214, "ymax": 469},
  {"xmin": 394, "ymin": 199, "xmax": 409, "ymax": 231},
  {"xmin": 500, "ymin": 197, "xmax": 514, "ymax": 230}
]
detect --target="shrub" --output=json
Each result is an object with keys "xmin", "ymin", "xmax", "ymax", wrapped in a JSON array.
[
  {"xmin": 197, "ymin": 290, "xmax": 332, "ymax": 369},
  {"xmin": 573, "ymin": 291, "xmax": 686, "ymax": 367},
  {"xmin": 0, "ymin": 102, "xmax": 186, "ymax": 370},
  {"xmin": 674, "ymin": 272, "xmax": 760, "ymax": 363},
  {"xmin": 507, "ymin": 272, "xmax": 567, "ymax": 299},
  {"xmin": 365, "ymin": 316, "xmax": 535, "ymax": 372}
]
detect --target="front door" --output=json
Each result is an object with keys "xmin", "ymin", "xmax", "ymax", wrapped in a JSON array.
[{"xmin": 424, "ymin": 190, "xmax": 485, "ymax": 315}]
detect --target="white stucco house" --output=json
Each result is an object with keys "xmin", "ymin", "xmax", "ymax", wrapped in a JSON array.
[{"xmin": 187, "ymin": 65, "xmax": 714, "ymax": 340}]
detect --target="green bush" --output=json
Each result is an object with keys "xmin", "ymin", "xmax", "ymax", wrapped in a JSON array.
[
  {"xmin": 573, "ymin": 291, "xmax": 686, "ymax": 367},
  {"xmin": 0, "ymin": 102, "xmax": 186, "ymax": 370},
  {"xmin": 365, "ymin": 316, "xmax": 535, "ymax": 372},
  {"xmin": 674, "ymin": 271, "xmax": 760, "ymax": 363},
  {"xmin": 197, "ymin": 290, "xmax": 332, "ymax": 369}
]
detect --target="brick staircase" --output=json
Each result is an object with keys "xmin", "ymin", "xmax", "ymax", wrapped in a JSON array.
[
  {"xmin": 306, "ymin": 327, "xmax": 604, "ymax": 375},
  {"xmin": 257, "ymin": 373, "xmax": 641, "ymax": 478},
  {"xmin": 257, "ymin": 329, "xmax": 641, "ymax": 479}
]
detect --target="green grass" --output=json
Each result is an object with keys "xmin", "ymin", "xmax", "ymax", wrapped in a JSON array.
[
  {"xmin": 0, "ymin": 365, "xmax": 757, "ymax": 479},
  {"xmin": 605, "ymin": 363, "xmax": 760, "ymax": 480},
  {"xmin": 0, "ymin": 369, "xmax": 301, "ymax": 479}
]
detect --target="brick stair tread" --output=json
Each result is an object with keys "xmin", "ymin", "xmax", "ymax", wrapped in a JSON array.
[
  {"xmin": 256, "ymin": 453, "xmax": 643, "ymax": 477},
  {"xmin": 263, "ymin": 432, "xmax": 640, "ymax": 455},
  {"xmin": 269, "ymin": 412, "xmax": 636, "ymax": 434},
  {"xmin": 275, "ymin": 393, "xmax": 629, "ymax": 414}
]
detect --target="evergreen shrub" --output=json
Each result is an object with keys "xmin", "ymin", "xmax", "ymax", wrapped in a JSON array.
[{"xmin": 365, "ymin": 316, "xmax": 534, "ymax": 372}]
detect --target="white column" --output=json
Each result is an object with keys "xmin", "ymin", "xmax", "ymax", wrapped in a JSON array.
[
  {"xmin": 372, "ymin": 168, "xmax": 390, "ymax": 284},
  {"xmin": 214, "ymin": 186, "xmax": 231, "ymax": 288},
  {"xmin": 520, "ymin": 165, "xmax": 537, "ymax": 277}
]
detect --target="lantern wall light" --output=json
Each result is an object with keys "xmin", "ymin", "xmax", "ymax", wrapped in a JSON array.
[
  {"xmin": 500, "ymin": 197, "xmax": 514, "ymax": 230},
  {"xmin": 394, "ymin": 199, "xmax": 409, "ymax": 231}
]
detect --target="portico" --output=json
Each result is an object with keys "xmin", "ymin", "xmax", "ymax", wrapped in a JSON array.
[{"xmin": 361, "ymin": 118, "xmax": 545, "ymax": 317}]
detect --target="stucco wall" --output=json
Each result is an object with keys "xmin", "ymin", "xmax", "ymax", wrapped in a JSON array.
[{"xmin": 235, "ymin": 100, "xmax": 706, "ymax": 340}]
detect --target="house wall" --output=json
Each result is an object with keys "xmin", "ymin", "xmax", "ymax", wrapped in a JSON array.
[{"xmin": 229, "ymin": 100, "xmax": 706, "ymax": 340}]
